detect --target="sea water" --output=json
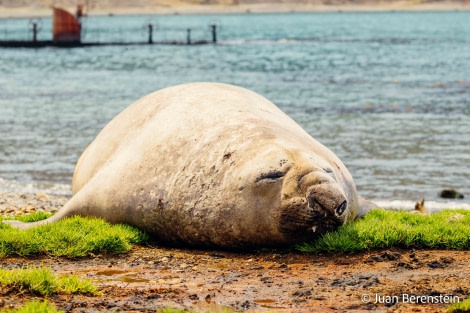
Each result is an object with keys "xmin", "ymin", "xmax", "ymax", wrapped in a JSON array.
[{"xmin": 0, "ymin": 12, "xmax": 469, "ymax": 210}]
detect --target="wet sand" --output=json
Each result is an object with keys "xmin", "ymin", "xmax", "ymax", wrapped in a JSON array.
[
  {"xmin": 0, "ymin": 192, "xmax": 469, "ymax": 312},
  {"xmin": 1, "ymin": 245, "xmax": 469, "ymax": 312}
]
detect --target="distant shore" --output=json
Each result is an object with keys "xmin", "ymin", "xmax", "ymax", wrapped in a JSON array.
[{"xmin": 0, "ymin": 1, "xmax": 469, "ymax": 18}]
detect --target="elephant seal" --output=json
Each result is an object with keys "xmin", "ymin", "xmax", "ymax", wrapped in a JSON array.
[{"xmin": 7, "ymin": 82, "xmax": 377, "ymax": 248}]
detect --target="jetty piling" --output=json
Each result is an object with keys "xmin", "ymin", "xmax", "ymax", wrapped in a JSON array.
[
  {"xmin": 32, "ymin": 23, "xmax": 38, "ymax": 42},
  {"xmin": 28, "ymin": 18, "xmax": 42, "ymax": 43},
  {"xmin": 148, "ymin": 24, "xmax": 153, "ymax": 44},
  {"xmin": 211, "ymin": 24, "xmax": 217, "ymax": 43},
  {"xmin": 187, "ymin": 28, "xmax": 191, "ymax": 45}
]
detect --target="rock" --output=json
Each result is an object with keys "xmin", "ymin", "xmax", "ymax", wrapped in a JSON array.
[
  {"xmin": 439, "ymin": 189, "xmax": 464, "ymax": 199},
  {"xmin": 414, "ymin": 198, "xmax": 426, "ymax": 213},
  {"xmin": 447, "ymin": 213, "xmax": 465, "ymax": 222},
  {"xmin": 292, "ymin": 288, "xmax": 312, "ymax": 297},
  {"xmin": 188, "ymin": 294, "xmax": 199, "ymax": 300},
  {"xmin": 428, "ymin": 260, "xmax": 445, "ymax": 269},
  {"xmin": 381, "ymin": 251, "xmax": 401, "ymax": 261},
  {"xmin": 440, "ymin": 256, "xmax": 455, "ymax": 264}
]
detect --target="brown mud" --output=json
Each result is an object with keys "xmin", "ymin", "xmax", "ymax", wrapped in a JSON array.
[
  {"xmin": 1, "ymin": 246, "xmax": 469, "ymax": 312},
  {"xmin": 0, "ymin": 192, "xmax": 469, "ymax": 312}
]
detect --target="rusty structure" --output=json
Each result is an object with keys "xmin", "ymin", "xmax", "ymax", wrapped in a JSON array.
[
  {"xmin": 0, "ymin": 3, "xmax": 219, "ymax": 48},
  {"xmin": 52, "ymin": 5, "xmax": 83, "ymax": 43}
]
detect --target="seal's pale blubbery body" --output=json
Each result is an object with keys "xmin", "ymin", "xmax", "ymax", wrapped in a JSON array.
[{"xmin": 8, "ymin": 83, "xmax": 376, "ymax": 248}]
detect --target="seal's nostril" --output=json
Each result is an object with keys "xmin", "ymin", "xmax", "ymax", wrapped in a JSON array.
[{"xmin": 335, "ymin": 200, "xmax": 347, "ymax": 216}]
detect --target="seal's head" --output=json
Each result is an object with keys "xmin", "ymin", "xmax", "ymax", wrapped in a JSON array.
[{"xmin": 239, "ymin": 144, "xmax": 358, "ymax": 245}]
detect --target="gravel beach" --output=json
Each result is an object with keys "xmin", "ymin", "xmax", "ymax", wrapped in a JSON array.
[{"xmin": 0, "ymin": 191, "xmax": 68, "ymax": 217}]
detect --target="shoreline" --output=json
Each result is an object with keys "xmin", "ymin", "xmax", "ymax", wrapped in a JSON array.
[
  {"xmin": 1, "ymin": 191, "xmax": 469, "ymax": 312},
  {"xmin": 0, "ymin": 2, "xmax": 469, "ymax": 18}
]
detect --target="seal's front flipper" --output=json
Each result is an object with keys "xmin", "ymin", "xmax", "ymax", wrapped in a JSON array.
[{"xmin": 356, "ymin": 196, "xmax": 379, "ymax": 218}]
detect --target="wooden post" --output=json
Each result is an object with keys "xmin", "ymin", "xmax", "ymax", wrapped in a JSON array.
[
  {"xmin": 148, "ymin": 24, "xmax": 153, "ymax": 44},
  {"xmin": 211, "ymin": 24, "xmax": 217, "ymax": 44},
  {"xmin": 187, "ymin": 28, "xmax": 191, "ymax": 45},
  {"xmin": 32, "ymin": 23, "xmax": 38, "ymax": 42}
]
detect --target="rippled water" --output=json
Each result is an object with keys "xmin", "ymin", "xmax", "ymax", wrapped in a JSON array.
[{"xmin": 0, "ymin": 12, "xmax": 469, "ymax": 208}]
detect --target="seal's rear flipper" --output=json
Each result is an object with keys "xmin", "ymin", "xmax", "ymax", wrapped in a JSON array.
[
  {"xmin": 3, "ymin": 219, "xmax": 31, "ymax": 230},
  {"xmin": 2, "ymin": 186, "xmax": 92, "ymax": 230},
  {"xmin": 3, "ymin": 209, "xmax": 66, "ymax": 230},
  {"xmin": 357, "ymin": 196, "xmax": 379, "ymax": 218}
]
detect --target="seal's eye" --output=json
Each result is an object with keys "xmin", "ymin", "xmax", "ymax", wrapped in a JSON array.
[
  {"xmin": 324, "ymin": 168, "xmax": 333, "ymax": 174},
  {"xmin": 255, "ymin": 171, "xmax": 285, "ymax": 183}
]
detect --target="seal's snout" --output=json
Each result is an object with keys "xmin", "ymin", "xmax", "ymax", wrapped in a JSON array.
[{"xmin": 306, "ymin": 184, "xmax": 347, "ymax": 218}]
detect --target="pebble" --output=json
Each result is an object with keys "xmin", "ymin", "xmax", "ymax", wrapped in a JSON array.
[{"xmin": 0, "ymin": 192, "xmax": 68, "ymax": 216}]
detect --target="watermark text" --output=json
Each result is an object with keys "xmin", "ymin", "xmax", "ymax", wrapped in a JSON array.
[{"xmin": 361, "ymin": 293, "xmax": 460, "ymax": 304}]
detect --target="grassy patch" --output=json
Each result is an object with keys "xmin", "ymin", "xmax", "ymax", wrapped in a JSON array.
[
  {"xmin": 1, "ymin": 213, "xmax": 148, "ymax": 258},
  {"xmin": 298, "ymin": 209, "xmax": 470, "ymax": 253},
  {"xmin": 448, "ymin": 297, "xmax": 470, "ymax": 313},
  {"xmin": 14, "ymin": 212, "xmax": 55, "ymax": 223},
  {"xmin": 0, "ymin": 266, "xmax": 97, "ymax": 296},
  {"xmin": 2, "ymin": 300, "xmax": 63, "ymax": 313}
]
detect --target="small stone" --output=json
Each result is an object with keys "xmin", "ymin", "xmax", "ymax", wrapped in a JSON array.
[
  {"xmin": 428, "ymin": 260, "xmax": 444, "ymax": 269},
  {"xmin": 292, "ymin": 288, "xmax": 312, "ymax": 297},
  {"xmin": 188, "ymin": 294, "xmax": 199, "ymax": 300},
  {"xmin": 240, "ymin": 300, "xmax": 251, "ymax": 309},
  {"xmin": 447, "ymin": 213, "xmax": 465, "ymax": 222},
  {"xmin": 210, "ymin": 253, "xmax": 225, "ymax": 259},
  {"xmin": 260, "ymin": 277, "xmax": 273, "ymax": 284},
  {"xmin": 381, "ymin": 251, "xmax": 401, "ymax": 261},
  {"xmin": 365, "ymin": 255, "xmax": 384, "ymax": 263},
  {"xmin": 250, "ymin": 265, "xmax": 264, "ymax": 270},
  {"xmin": 440, "ymin": 257, "xmax": 455, "ymax": 264}
]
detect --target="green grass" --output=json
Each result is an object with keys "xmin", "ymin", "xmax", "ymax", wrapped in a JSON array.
[
  {"xmin": 3, "ymin": 209, "xmax": 470, "ymax": 258},
  {"xmin": 448, "ymin": 297, "xmax": 470, "ymax": 313},
  {"xmin": 1, "ymin": 213, "xmax": 148, "ymax": 258},
  {"xmin": 2, "ymin": 300, "xmax": 63, "ymax": 313},
  {"xmin": 0, "ymin": 266, "xmax": 97, "ymax": 296},
  {"xmin": 298, "ymin": 209, "xmax": 470, "ymax": 253}
]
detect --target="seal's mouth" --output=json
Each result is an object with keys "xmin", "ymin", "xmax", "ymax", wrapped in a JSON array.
[{"xmin": 278, "ymin": 196, "xmax": 344, "ymax": 239}]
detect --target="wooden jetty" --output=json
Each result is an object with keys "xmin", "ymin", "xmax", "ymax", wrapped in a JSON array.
[{"xmin": 0, "ymin": 5, "xmax": 218, "ymax": 48}]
